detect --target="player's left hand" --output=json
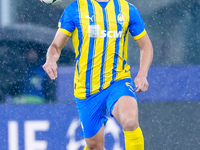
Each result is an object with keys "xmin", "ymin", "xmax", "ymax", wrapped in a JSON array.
[{"xmin": 134, "ymin": 75, "xmax": 149, "ymax": 92}]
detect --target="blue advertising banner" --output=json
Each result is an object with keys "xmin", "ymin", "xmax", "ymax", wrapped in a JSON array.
[
  {"xmin": 0, "ymin": 105, "xmax": 125, "ymax": 150},
  {"xmin": 57, "ymin": 66, "xmax": 200, "ymax": 103}
]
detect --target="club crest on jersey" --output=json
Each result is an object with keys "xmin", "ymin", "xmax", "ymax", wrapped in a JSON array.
[{"xmin": 117, "ymin": 13, "xmax": 124, "ymax": 25}]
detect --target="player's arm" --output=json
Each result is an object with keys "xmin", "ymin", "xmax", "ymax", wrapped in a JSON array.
[
  {"xmin": 43, "ymin": 30, "xmax": 70, "ymax": 80},
  {"xmin": 134, "ymin": 33, "xmax": 153, "ymax": 92}
]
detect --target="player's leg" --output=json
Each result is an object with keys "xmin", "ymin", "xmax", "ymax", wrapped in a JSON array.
[
  {"xmin": 84, "ymin": 125, "xmax": 104, "ymax": 150},
  {"xmin": 112, "ymin": 96, "xmax": 144, "ymax": 150},
  {"xmin": 76, "ymin": 91, "xmax": 108, "ymax": 150}
]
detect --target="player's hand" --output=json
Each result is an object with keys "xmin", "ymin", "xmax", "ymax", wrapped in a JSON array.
[
  {"xmin": 42, "ymin": 59, "xmax": 58, "ymax": 80},
  {"xmin": 134, "ymin": 75, "xmax": 149, "ymax": 92}
]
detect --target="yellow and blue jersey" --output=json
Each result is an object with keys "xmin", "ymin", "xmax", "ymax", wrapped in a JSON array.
[{"xmin": 58, "ymin": 0, "xmax": 146, "ymax": 99}]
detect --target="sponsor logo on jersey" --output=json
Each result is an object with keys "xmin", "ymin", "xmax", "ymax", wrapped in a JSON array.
[
  {"xmin": 88, "ymin": 25, "xmax": 122, "ymax": 38},
  {"xmin": 100, "ymin": 30, "xmax": 122, "ymax": 38}
]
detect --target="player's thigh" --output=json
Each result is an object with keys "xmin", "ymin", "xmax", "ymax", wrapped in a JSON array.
[
  {"xmin": 112, "ymin": 96, "xmax": 139, "ymax": 130},
  {"xmin": 75, "ymin": 91, "xmax": 108, "ymax": 138},
  {"xmin": 85, "ymin": 125, "xmax": 104, "ymax": 150}
]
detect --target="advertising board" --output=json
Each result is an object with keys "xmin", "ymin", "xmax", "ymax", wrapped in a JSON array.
[{"xmin": 0, "ymin": 105, "xmax": 125, "ymax": 150}]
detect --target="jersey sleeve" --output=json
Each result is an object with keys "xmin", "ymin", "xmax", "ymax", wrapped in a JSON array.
[
  {"xmin": 129, "ymin": 4, "xmax": 146, "ymax": 40},
  {"xmin": 58, "ymin": 3, "xmax": 76, "ymax": 36}
]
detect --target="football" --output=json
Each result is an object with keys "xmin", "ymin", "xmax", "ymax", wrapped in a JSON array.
[{"xmin": 40, "ymin": 0, "xmax": 63, "ymax": 5}]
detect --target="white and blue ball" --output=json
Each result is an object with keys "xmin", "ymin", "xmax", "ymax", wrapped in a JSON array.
[{"xmin": 40, "ymin": 0, "xmax": 63, "ymax": 5}]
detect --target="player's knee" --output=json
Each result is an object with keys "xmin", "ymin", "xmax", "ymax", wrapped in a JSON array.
[
  {"xmin": 87, "ymin": 144, "xmax": 104, "ymax": 150},
  {"xmin": 86, "ymin": 140, "xmax": 104, "ymax": 150},
  {"xmin": 122, "ymin": 117, "xmax": 139, "ymax": 131}
]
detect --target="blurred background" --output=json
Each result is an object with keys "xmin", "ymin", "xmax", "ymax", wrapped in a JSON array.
[{"xmin": 0, "ymin": 0, "xmax": 200, "ymax": 150}]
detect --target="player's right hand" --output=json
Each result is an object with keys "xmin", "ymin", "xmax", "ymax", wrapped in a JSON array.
[
  {"xmin": 42, "ymin": 60, "xmax": 58, "ymax": 80},
  {"xmin": 134, "ymin": 75, "xmax": 149, "ymax": 92}
]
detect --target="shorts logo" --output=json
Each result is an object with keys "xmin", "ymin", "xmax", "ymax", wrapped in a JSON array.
[
  {"xmin": 117, "ymin": 13, "xmax": 124, "ymax": 25},
  {"xmin": 58, "ymin": 22, "xmax": 61, "ymax": 28},
  {"xmin": 125, "ymin": 82, "xmax": 131, "ymax": 87},
  {"xmin": 125, "ymin": 82, "xmax": 135, "ymax": 94}
]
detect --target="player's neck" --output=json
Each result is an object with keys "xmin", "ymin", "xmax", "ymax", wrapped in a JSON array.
[{"xmin": 96, "ymin": 0, "xmax": 109, "ymax": 2}]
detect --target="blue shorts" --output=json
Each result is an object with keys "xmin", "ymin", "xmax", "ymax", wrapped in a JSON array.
[{"xmin": 75, "ymin": 78, "xmax": 137, "ymax": 138}]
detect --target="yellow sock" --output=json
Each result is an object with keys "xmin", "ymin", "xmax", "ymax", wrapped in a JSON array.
[
  {"xmin": 83, "ymin": 146, "xmax": 87, "ymax": 150},
  {"xmin": 124, "ymin": 126, "xmax": 144, "ymax": 150}
]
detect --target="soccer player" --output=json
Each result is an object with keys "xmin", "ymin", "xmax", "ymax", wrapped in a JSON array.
[{"xmin": 42, "ymin": 0, "xmax": 153, "ymax": 149}]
